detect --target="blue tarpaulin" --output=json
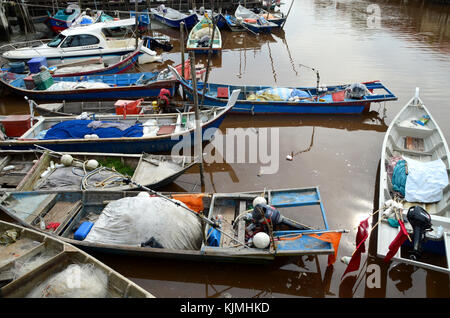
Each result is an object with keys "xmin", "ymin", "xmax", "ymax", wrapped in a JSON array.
[{"xmin": 43, "ymin": 120, "xmax": 143, "ymax": 140}]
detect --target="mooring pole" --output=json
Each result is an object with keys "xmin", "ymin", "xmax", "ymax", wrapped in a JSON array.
[
  {"xmin": 200, "ymin": 11, "xmax": 216, "ymax": 107},
  {"xmin": 180, "ymin": 21, "xmax": 186, "ymax": 100},
  {"xmin": 189, "ymin": 51, "xmax": 205, "ymax": 189},
  {"xmin": 135, "ymin": 0, "xmax": 139, "ymax": 48},
  {"xmin": 282, "ymin": 0, "xmax": 294, "ymax": 29}
]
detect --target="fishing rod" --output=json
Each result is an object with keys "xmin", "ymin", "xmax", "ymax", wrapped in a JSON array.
[{"xmin": 122, "ymin": 177, "xmax": 250, "ymax": 249}]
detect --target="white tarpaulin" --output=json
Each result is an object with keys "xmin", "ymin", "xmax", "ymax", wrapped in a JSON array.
[
  {"xmin": 405, "ymin": 157, "xmax": 449, "ymax": 203},
  {"xmin": 84, "ymin": 195, "xmax": 203, "ymax": 250}
]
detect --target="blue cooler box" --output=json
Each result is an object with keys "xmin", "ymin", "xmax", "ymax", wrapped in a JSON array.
[
  {"xmin": 74, "ymin": 221, "xmax": 94, "ymax": 240},
  {"xmin": 27, "ymin": 57, "xmax": 48, "ymax": 74}
]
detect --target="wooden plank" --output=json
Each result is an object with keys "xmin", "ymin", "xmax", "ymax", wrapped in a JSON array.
[
  {"xmin": 237, "ymin": 200, "xmax": 247, "ymax": 245},
  {"xmin": 25, "ymin": 194, "xmax": 58, "ymax": 224},
  {"xmin": 42, "ymin": 201, "xmax": 81, "ymax": 233},
  {"xmin": 405, "ymin": 136, "xmax": 425, "ymax": 152}
]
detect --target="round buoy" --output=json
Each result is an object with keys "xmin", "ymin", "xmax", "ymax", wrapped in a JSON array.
[
  {"xmin": 252, "ymin": 196, "xmax": 267, "ymax": 207},
  {"xmin": 86, "ymin": 159, "xmax": 99, "ymax": 170},
  {"xmin": 61, "ymin": 154, "xmax": 73, "ymax": 166},
  {"xmin": 253, "ymin": 232, "xmax": 270, "ymax": 249}
]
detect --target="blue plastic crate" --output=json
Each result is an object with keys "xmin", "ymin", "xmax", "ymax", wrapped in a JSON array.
[{"xmin": 27, "ymin": 57, "xmax": 48, "ymax": 74}]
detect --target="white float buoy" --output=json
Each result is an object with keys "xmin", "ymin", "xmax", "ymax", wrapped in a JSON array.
[
  {"xmin": 86, "ymin": 159, "xmax": 99, "ymax": 170},
  {"xmin": 341, "ymin": 256, "xmax": 352, "ymax": 265},
  {"xmin": 61, "ymin": 154, "xmax": 73, "ymax": 167},
  {"xmin": 253, "ymin": 232, "xmax": 270, "ymax": 249},
  {"xmin": 253, "ymin": 196, "xmax": 267, "ymax": 207}
]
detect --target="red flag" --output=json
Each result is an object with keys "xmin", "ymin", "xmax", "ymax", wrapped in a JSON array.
[
  {"xmin": 383, "ymin": 219, "xmax": 409, "ymax": 262},
  {"xmin": 341, "ymin": 217, "xmax": 370, "ymax": 279}
]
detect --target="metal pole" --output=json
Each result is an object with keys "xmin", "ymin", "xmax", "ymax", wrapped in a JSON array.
[
  {"xmin": 281, "ymin": 0, "xmax": 294, "ymax": 29},
  {"xmin": 189, "ymin": 52, "xmax": 205, "ymax": 189}
]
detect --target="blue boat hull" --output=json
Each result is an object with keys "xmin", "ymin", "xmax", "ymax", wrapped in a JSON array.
[
  {"xmin": 173, "ymin": 75, "xmax": 398, "ymax": 115},
  {"xmin": 243, "ymin": 22, "xmax": 278, "ymax": 33},
  {"xmin": 186, "ymin": 90, "xmax": 369, "ymax": 114},
  {"xmin": 0, "ymin": 115, "xmax": 227, "ymax": 153},
  {"xmin": 1, "ymin": 71, "xmax": 178, "ymax": 101},
  {"xmin": 152, "ymin": 12, "xmax": 198, "ymax": 28}
]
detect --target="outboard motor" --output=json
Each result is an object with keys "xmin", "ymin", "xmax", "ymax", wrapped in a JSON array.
[
  {"xmin": 407, "ymin": 206, "xmax": 432, "ymax": 260},
  {"xmin": 251, "ymin": 204, "xmax": 309, "ymax": 230}
]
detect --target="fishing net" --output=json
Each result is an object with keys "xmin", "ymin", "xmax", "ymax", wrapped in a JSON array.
[
  {"xmin": 84, "ymin": 195, "xmax": 203, "ymax": 250},
  {"xmin": 26, "ymin": 263, "xmax": 108, "ymax": 298}
]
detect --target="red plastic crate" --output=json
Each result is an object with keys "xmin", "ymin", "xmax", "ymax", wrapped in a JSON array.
[
  {"xmin": 217, "ymin": 87, "xmax": 229, "ymax": 98},
  {"xmin": 2, "ymin": 115, "xmax": 32, "ymax": 137},
  {"xmin": 114, "ymin": 99, "xmax": 142, "ymax": 115}
]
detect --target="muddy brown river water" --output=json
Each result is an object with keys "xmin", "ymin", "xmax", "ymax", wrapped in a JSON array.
[{"xmin": 1, "ymin": 0, "xmax": 450, "ymax": 298}]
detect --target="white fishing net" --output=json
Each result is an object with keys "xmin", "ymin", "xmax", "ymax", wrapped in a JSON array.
[
  {"xmin": 26, "ymin": 263, "xmax": 108, "ymax": 298},
  {"xmin": 84, "ymin": 195, "xmax": 203, "ymax": 250}
]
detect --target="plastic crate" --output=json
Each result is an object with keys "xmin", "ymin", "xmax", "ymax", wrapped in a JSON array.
[
  {"xmin": 27, "ymin": 56, "xmax": 48, "ymax": 74},
  {"xmin": 8, "ymin": 62, "xmax": 25, "ymax": 74},
  {"xmin": 24, "ymin": 75, "xmax": 35, "ymax": 90},
  {"xmin": 1, "ymin": 115, "xmax": 32, "ymax": 137},
  {"xmin": 32, "ymin": 70, "xmax": 54, "ymax": 90},
  {"xmin": 114, "ymin": 99, "xmax": 142, "ymax": 115}
]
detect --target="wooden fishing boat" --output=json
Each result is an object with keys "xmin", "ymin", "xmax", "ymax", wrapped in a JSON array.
[
  {"xmin": 0, "ymin": 220, "xmax": 153, "ymax": 297},
  {"xmin": 223, "ymin": 14, "xmax": 245, "ymax": 32},
  {"xmin": 71, "ymin": 10, "xmax": 114, "ymax": 29},
  {"xmin": 0, "ymin": 92, "xmax": 238, "ymax": 153},
  {"xmin": 0, "ymin": 149, "xmax": 196, "ymax": 191},
  {"xmin": 150, "ymin": 6, "xmax": 198, "ymax": 29},
  {"xmin": 186, "ymin": 15, "xmax": 222, "ymax": 53},
  {"xmin": 235, "ymin": 4, "xmax": 278, "ymax": 34},
  {"xmin": 168, "ymin": 66, "xmax": 398, "ymax": 115},
  {"xmin": 0, "ymin": 150, "xmax": 43, "ymax": 191},
  {"xmin": 30, "ymin": 99, "xmax": 192, "ymax": 117},
  {"xmin": 377, "ymin": 88, "xmax": 450, "ymax": 273},
  {"xmin": 251, "ymin": 7, "xmax": 286, "ymax": 27},
  {"xmin": 45, "ymin": 4, "xmax": 82, "ymax": 33},
  {"xmin": 130, "ymin": 9, "xmax": 151, "ymax": 29},
  {"xmin": 0, "ymin": 187, "xmax": 345, "ymax": 263},
  {"xmin": 0, "ymin": 70, "xmax": 177, "ymax": 101}
]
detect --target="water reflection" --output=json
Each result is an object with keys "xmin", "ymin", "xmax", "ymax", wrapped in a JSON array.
[{"xmin": 92, "ymin": 253, "xmax": 336, "ymax": 298}]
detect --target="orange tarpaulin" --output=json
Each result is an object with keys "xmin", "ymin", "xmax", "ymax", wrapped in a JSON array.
[
  {"xmin": 170, "ymin": 194, "xmax": 205, "ymax": 212},
  {"xmin": 309, "ymin": 232, "xmax": 343, "ymax": 266}
]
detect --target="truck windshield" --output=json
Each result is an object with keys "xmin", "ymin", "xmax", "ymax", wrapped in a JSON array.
[{"xmin": 47, "ymin": 34, "xmax": 66, "ymax": 47}]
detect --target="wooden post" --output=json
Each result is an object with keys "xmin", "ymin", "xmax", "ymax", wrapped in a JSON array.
[
  {"xmin": 0, "ymin": 3, "xmax": 10, "ymax": 42},
  {"xmin": 200, "ymin": 13, "xmax": 216, "ymax": 107},
  {"xmin": 135, "ymin": 0, "xmax": 139, "ymax": 48},
  {"xmin": 180, "ymin": 21, "xmax": 186, "ymax": 101},
  {"xmin": 189, "ymin": 51, "xmax": 205, "ymax": 189}
]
